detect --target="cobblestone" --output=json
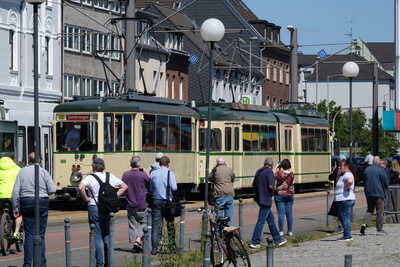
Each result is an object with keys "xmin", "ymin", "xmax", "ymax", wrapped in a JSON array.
[{"xmin": 250, "ymin": 224, "xmax": 400, "ymax": 267}]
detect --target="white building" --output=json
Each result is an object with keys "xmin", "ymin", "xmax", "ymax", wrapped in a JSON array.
[
  {"xmin": 298, "ymin": 54, "xmax": 394, "ymax": 119},
  {"xmin": 0, "ymin": 0, "xmax": 61, "ymax": 166}
]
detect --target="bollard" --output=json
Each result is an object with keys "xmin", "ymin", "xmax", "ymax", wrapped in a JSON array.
[
  {"xmin": 142, "ymin": 225, "xmax": 151, "ymax": 267},
  {"xmin": 89, "ymin": 223, "xmax": 96, "ymax": 267},
  {"xmin": 266, "ymin": 238, "xmax": 274, "ymax": 267},
  {"xmin": 326, "ymin": 189, "xmax": 330, "ymax": 227},
  {"xmin": 106, "ymin": 212, "xmax": 115, "ymax": 267},
  {"xmin": 146, "ymin": 208, "xmax": 152, "ymax": 251},
  {"xmin": 239, "ymin": 198, "xmax": 244, "ymax": 240},
  {"xmin": 344, "ymin": 255, "xmax": 352, "ymax": 267},
  {"xmin": 179, "ymin": 204, "xmax": 186, "ymax": 254},
  {"xmin": 64, "ymin": 218, "xmax": 72, "ymax": 267}
]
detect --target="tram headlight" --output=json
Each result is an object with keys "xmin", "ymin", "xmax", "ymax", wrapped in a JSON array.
[{"xmin": 70, "ymin": 171, "xmax": 82, "ymax": 183}]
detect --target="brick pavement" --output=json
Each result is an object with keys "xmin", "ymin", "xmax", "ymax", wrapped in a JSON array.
[{"xmin": 250, "ymin": 224, "xmax": 400, "ymax": 267}]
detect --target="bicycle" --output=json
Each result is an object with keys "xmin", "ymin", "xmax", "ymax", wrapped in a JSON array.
[
  {"xmin": 0, "ymin": 199, "xmax": 23, "ymax": 256},
  {"xmin": 204, "ymin": 205, "xmax": 251, "ymax": 267}
]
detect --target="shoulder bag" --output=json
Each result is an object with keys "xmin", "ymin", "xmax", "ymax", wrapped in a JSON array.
[{"xmin": 165, "ymin": 170, "xmax": 183, "ymax": 217}]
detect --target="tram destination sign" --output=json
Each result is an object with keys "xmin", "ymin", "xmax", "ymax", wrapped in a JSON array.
[{"xmin": 66, "ymin": 115, "xmax": 91, "ymax": 121}]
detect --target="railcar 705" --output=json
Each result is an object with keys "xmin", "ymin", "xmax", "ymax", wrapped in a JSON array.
[{"xmin": 52, "ymin": 95, "xmax": 330, "ymax": 201}]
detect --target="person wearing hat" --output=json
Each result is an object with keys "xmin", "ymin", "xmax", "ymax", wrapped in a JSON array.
[
  {"xmin": 79, "ymin": 158, "xmax": 127, "ymax": 266},
  {"xmin": 122, "ymin": 156, "xmax": 150, "ymax": 252},
  {"xmin": 148, "ymin": 152, "xmax": 164, "ymax": 174},
  {"xmin": 208, "ymin": 156, "xmax": 235, "ymax": 226}
]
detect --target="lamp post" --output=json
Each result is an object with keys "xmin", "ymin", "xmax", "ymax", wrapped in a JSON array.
[
  {"xmin": 26, "ymin": 1, "xmax": 45, "ymax": 266},
  {"xmin": 342, "ymin": 62, "xmax": 359, "ymax": 161},
  {"xmin": 200, "ymin": 18, "xmax": 225, "ymax": 267}
]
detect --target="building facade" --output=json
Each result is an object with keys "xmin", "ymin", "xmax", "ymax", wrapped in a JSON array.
[
  {"xmin": 63, "ymin": 0, "xmax": 123, "ymax": 99},
  {"xmin": 0, "ymin": 0, "xmax": 62, "ymax": 166}
]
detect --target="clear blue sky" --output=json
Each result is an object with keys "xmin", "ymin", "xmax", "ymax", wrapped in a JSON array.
[{"xmin": 244, "ymin": 0, "xmax": 394, "ymax": 54}]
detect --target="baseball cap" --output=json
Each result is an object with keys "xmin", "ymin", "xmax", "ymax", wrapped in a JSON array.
[{"xmin": 155, "ymin": 152, "xmax": 164, "ymax": 160}]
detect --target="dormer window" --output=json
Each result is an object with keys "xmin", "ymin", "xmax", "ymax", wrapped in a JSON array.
[
  {"xmin": 165, "ymin": 33, "xmax": 183, "ymax": 51},
  {"xmin": 173, "ymin": 1, "xmax": 182, "ymax": 9},
  {"xmin": 137, "ymin": 21, "xmax": 150, "ymax": 45}
]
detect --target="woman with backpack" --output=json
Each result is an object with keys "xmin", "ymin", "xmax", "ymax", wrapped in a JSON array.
[{"xmin": 274, "ymin": 159, "xmax": 295, "ymax": 237}]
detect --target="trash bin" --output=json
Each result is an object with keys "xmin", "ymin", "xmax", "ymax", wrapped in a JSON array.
[{"xmin": 384, "ymin": 185, "xmax": 400, "ymax": 223}]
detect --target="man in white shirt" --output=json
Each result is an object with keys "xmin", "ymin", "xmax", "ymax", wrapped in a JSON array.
[
  {"xmin": 79, "ymin": 158, "xmax": 127, "ymax": 267},
  {"xmin": 364, "ymin": 151, "xmax": 374, "ymax": 166}
]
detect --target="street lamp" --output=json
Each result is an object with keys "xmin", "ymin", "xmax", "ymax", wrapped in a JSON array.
[
  {"xmin": 342, "ymin": 61, "xmax": 359, "ymax": 161},
  {"xmin": 200, "ymin": 18, "xmax": 225, "ymax": 267},
  {"xmin": 26, "ymin": 1, "xmax": 45, "ymax": 267}
]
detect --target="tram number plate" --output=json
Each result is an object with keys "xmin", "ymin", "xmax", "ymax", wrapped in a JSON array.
[{"xmin": 66, "ymin": 115, "xmax": 90, "ymax": 121}]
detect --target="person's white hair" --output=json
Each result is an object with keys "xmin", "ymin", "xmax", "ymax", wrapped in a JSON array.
[
  {"xmin": 373, "ymin": 156, "xmax": 381, "ymax": 165},
  {"xmin": 216, "ymin": 157, "xmax": 225, "ymax": 165}
]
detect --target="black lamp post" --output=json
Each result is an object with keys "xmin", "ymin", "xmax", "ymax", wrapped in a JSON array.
[
  {"xmin": 342, "ymin": 61, "xmax": 360, "ymax": 161},
  {"xmin": 200, "ymin": 18, "xmax": 225, "ymax": 267}
]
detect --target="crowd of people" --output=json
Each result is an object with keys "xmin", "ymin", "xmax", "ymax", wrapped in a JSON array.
[{"xmin": 1, "ymin": 150, "xmax": 399, "ymax": 266}]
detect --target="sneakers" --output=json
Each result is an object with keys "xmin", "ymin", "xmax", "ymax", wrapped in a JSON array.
[
  {"xmin": 360, "ymin": 224, "xmax": 366, "ymax": 236},
  {"xmin": 276, "ymin": 239, "xmax": 288, "ymax": 247},
  {"xmin": 337, "ymin": 237, "xmax": 353, "ymax": 242},
  {"xmin": 150, "ymin": 248, "xmax": 158, "ymax": 255},
  {"xmin": 287, "ymin": 232, "xmax": 294, "ymax": 237},
  {"xmin": 279, "ymin": 232, "xmax": 284, "ymax": 236},
  {"xmin": 249, "ymin": 243, "xmax": 261, "ymax": 249}
]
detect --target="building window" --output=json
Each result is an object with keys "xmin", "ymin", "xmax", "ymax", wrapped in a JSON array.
[
  {"xmin": 174, "ymin": 1, "xmax": 182, "ymax": 9},
  {"xmin": 171, "ymin": 75, "xmax": 176, "ymax": 98},
  {"xmin": 273, "ymin": 66, "xmax": 277, "ymax": 82},
  {"xmin": 266, "ymin": 63, "xmax": 270, "ymax": 80},
  {"xmin": 9, "ymin": 30, "xmax": 17, "ymax": 71},
  {"xmin": 81, "ymin": 78, "xmax": 92, "ymax": 96},
  {"xmin": 64, "ymin": 25, "xmax": 80, "ymax": 51},
  {"xmin": 179, "ymin": 78, "xmax": 184, "ymax": 100},
  {"xmin": 137, "ymin": 22, "xmax": 150, "ymax": 45},
  {"xmin": 82, "ymin": 0, "xmax": 92, "ymax": 6},
  {"xmin": 279, "ymin": 64, "xmax": 283, "ymax": 83},
  {"xmin": 63, "ymin": 74, "xmax": 80, "ymax": 98},
  {"xmin": 45, "ymin": 37, "xmax": 53, "ymax": 75},
  {"xmin": 272, "ymin": 97, "xmax": 277, "ymax": 108},
  {"xmin": 285, "ymin": 65, "xmax": 290, "ymax": 85},
  {"xmin": 266, "ymin": 96, "xmax": 270, "ymax": 107},
  {"xmin": 94, "ymin": 0, "xmax": 109, "ymax": 9},
  {"xmin": 81, "ymin": 29, "xmax": 92, "ymax": 54},
  {"xmin": 165, "ymin": 33, "xmax": 183, "ymax": 50}
]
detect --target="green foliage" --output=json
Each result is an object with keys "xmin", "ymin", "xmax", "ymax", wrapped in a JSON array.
[{"xmin": 316, "ymin": 100, "xmax": 400, "ymax": 157}]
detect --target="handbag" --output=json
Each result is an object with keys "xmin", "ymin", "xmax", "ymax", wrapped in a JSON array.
[
  {"xmin": 328, "ymin": 201, "xmax": 339, "ymax": 217},
  {"xmin": 166, "ymin": 170, "xmax": 183, "ymax": 217}
]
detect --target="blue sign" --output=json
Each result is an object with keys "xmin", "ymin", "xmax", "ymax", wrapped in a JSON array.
[
  {"xmin": 317, "ymin": 49, "xmax": 328, "ymax": 59},
  {"xmin": 188, "ymin": 55, "xmax": 199, "ymax": 64}
]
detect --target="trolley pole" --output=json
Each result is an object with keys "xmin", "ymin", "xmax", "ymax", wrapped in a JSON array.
[{"xmin": 26, "ymin": 1, "xmax": 45, "ymax": 266}]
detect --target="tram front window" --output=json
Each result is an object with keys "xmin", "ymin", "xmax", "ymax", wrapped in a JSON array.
[
  {"xmin": 56, "ymin": 122, "xmax": 97, "ymax": 152},
  {"xmin": 0, "ymin": 132, "xmax": 15, "ymax": 158}
]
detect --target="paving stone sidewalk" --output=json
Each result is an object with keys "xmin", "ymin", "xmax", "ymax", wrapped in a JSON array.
[{"xmin": 250, "ymin": 224, "xmax": 400, "ymax": 267}]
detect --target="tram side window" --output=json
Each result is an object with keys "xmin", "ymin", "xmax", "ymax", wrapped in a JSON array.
[
  {"xmin": 284, "ymin": 129, "xmax": 292, "ymax": 151},
  {"xmin": 56, "ymin": 121, "xmax": 97, "ymax": 152},
  {"xmin": 315, "ymin": 129, "xmax": 322, "ymax": 151},
  {"xmin": 242, "ymin": 125, "xmax": 251, "ymax": 151},
  {"xmin": 156, "ymin": 115, "xmax": 168, "ymax": 151},
  {"xmin": 260, "ymin": 125, "xmax": 268, "ymax": 151},
  {"xmin": 322, "ymin": 130, "xmax": 328, "ymax": 151},
  {"xmin": 104, "ymin": 114, "xmax": 114, "ymax": 152},
  {"xmin": 252, "ymin": 125, "xmax": 260, "ymax": 151},
  {"xmin": 225, "ymin": 127, "xmax": 232, "ymax": 151},
  {"xmin": 168, "ymin": 116, "xmax": 180, "ymax": 151},
  {"xmin": 181, "ymin": 118, "xmax": 192, "ymax": 151},
  {"xmin": 267, "ymin": 126, "xmax": 277, "ymax": 151},
  {"xmin": 115, "ymin": 115, "xmax": 123, "ymax": 151},
  {"xmin": 301, "ymin": 128, "xmax": 308, "ymax": 151},
  {"xmin": 124, "ymin": 115, "xmax": 132, "ymax": 151},
  {"xmin": 142, "ymin": 115, "xmax": 155, "ymax": 151},
  {"xmin": 199, "ymin": 128, "xmax": 222, "ymax": 152},
  {"xmin": 234, "ymin": 127, "xmax": 239, "ymax": 151}
]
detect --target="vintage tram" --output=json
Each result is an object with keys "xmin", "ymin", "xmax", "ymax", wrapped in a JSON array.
[{"xmin": 52, "ymin": 95, "xmax": 330, "ymax": 201}]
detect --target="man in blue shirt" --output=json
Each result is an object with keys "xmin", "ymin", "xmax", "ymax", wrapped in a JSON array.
[
  {"xmin": 149, "ymin": 156, "xmax": 177, "ymax": 254},
  {"xmin": 360, "ymin": 156, "xmax": 389, "ymax": 235},
  {"xmin": 250, "ymin": 158, "xmax": 287, "ymax": 248}
]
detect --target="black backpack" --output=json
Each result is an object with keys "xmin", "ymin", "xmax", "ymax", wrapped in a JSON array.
[{"xmin": 91, "ymin": 173, "xmax": 121, "ymax": 215}]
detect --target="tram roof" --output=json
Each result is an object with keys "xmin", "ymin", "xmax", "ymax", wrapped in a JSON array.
[
  {"xmin": 197, "ymin": 104, "xmax": 277, "ymax": 123},
  {"xmin": 54, "ymin": 96, "xmax": 199, "ymax": 118}
]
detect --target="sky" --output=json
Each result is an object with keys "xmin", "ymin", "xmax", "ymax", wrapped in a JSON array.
[{"xmin": 244, "ymin": 0, "xmax": 395, "ymax": 54}]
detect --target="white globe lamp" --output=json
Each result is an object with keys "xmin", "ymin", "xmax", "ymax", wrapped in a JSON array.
[
  {"xmin": 200, "ymin": 18, "xmax": 225, "ymax": 42},
  {"xmin": 342, "ymin": 61, "xmax": 360, "ymax": 78}
]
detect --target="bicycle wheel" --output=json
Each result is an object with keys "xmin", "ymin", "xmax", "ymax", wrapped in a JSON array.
[
  {"xmin": 210, "ymin": 234, "xmax": 228, "ymax": 267},
  {"xmin": 0, "ymin": 213, "xmax": 12, "ymax": 256},
  {"xmin": 228, "ymin": 233, "xmax": 251, "ymax": 267}
]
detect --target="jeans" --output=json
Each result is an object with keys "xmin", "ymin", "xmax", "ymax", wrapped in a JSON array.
[
  {"xmin": 151, "ymin": 199, "xmax": 176, "ymax": 251},
  {"xmin": 275, "ymin": 195, "xmax": 294, "ymax": 233},
  {"xmin": 20, "ymin": 197, "xmax": 49, "ymax": 267},
  {"xmin": 127, "ymin": 208, "xmax": 146, "ymax": 244},
  {"xmin": 214, "ymin": 195, "xmax": 234, "ymax": 226},
  {"xmin": 251, "ymin": 205, "xmax": 282, "ymax": 245},
  {"xmin": 337, "ymin": 200, "xmax": 355, "ymax": 239},
  {"xmin": 364, "ymin": 197, "xmax": 384, "ymax": 231},
  {"xmin": 88, "ymin": 205, "xmax": 111, "ymax": 267}
]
